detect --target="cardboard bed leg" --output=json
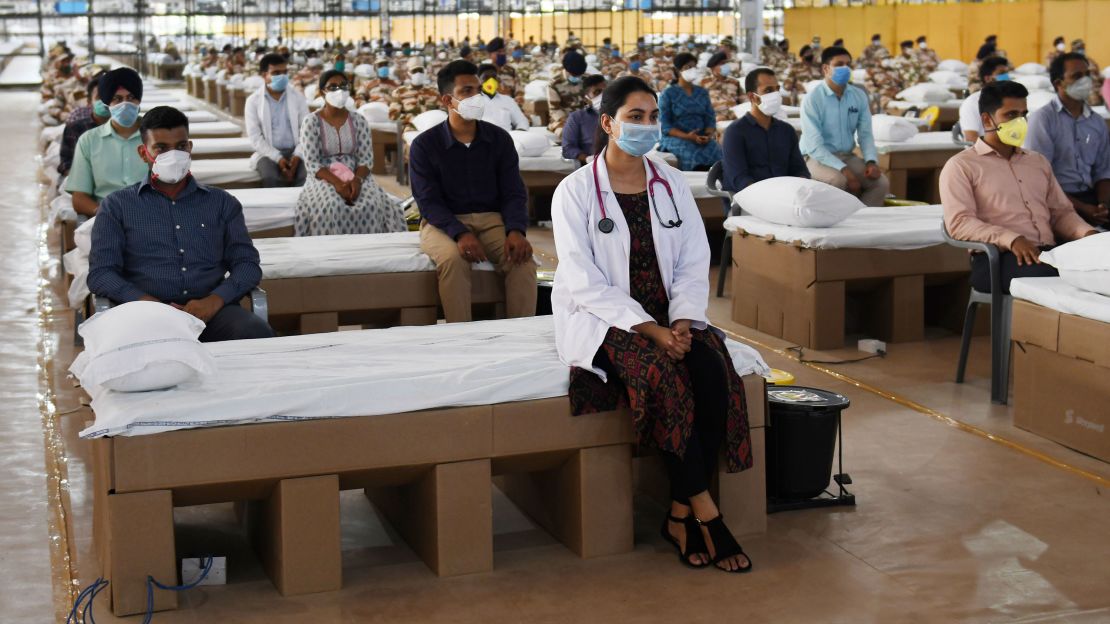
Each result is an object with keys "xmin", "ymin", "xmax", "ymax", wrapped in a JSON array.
[
  {"xmin": 366, "ymin": 459, "xmax": 493, "ymax": 577},
  {"xmin": 399, "ymin": 306, "xmax": 438, "ymax": 326},
  {"xmin": 496, "ymin": 444, "xmax": 633, "ymax": 559},
  {"xmin": 878, "ymin": 274, "xmax": 925, "ymax": 343},
  {"xmin": 299, "ymin": 312, "xmax": 339, "ymax": 334},
  {"xmin": 253, "ymin": 475, "xmax": 342, "ymax": 596},
  {"xmin": 107, "ymin": 490, "xmax": 177, "ymax": 616}
]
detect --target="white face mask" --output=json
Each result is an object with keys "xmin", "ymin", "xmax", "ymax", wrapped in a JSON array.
[
  {"xmin": 325, "ymin": 89, "xmax": 349, "ymax": 108},
  {"xmin": 590, "ymin": 93, "xmax": 602, "ymax": 111},
  {"xmin": 454, "ymin": 93, "xmax": 487, "ymax": 120},
  {"xmin": 755, "ymin": 91, "xmax": 783, "ymax": 117},
  {"xmin": 680, "ymin": 67, "xmax": 700, "ymax": 83},
  {"xmin": 307, "ymin": 58, "xmax": 322, "ymax": 68},
  {"xmin": 151, "ymin": 149, "xmax": 191, "ymax": 184},
  {"xmin": 1056, "ymin": 43, "xmax": 1066, "ymax": 52},
  {"xmin": 411, "ymin": 72, "xmax": 427, "ymax": 86},
  {"xmin": 919, "ymin": 42, "xmax": 928, "ymax": 50}
]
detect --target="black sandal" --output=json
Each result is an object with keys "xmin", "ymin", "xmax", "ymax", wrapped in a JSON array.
[
  {"xmin": 698, "ymin": 514, "xmax": 753, "ymax": 573},
  {"xmin": 660, "ymin": 512, "xmax": 710, "ymax": 568}
]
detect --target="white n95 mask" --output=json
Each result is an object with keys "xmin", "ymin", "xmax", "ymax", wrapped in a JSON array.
[
  {"xmin": 756, "ymin": 91, "xmax": 783, "ymax": 117},
  {"xmin": 325, "ymin": 89, "xmax": 349, "ymax": 109},
  {"xmin": 455, "ymin": 93, "xmax": 487, "ymax": 121},
  {"xmin": 152, "ymin": 150, "xmax": 191, "ymax": 184},
  {"xmin": 681, "ymin": 68, "xmax": 700, "ymax": 83}
]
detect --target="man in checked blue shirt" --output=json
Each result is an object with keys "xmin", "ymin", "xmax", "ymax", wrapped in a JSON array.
[
  {"xmin": 88, "ymin": 107, "xmax": 274, "ymax": 342},
  {"xmin": 800, "ymin": 46, "xmax": 890, "ymax": 207}
]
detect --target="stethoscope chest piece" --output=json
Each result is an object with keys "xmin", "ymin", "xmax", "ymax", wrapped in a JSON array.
[{"xmin": 598, "ymin": 217, "xmax": 615, "ymax": 233}]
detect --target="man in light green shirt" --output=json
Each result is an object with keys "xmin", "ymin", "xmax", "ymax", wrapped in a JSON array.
[{"xmin": 66, "ymin": 67, "xmax": 149, "ymax": 217}]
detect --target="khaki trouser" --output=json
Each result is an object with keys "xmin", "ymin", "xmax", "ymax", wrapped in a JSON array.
[
  {"xmin": 805, "ymin": 153, "xmax": 890, "ymax": 207},
  {"xmin": 420, "ymin": 213, "xmax": 537, "ymax": 323}
]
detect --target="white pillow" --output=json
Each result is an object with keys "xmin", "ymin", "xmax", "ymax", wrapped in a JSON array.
[
  {"xmin": 804, "ymin": 79, "xmax": 824, "ymax": 94},
  {"xmin": 412, "ymin": 109, "xmax": 447, "ymax": 133},
  {"xmin": 851, "ymin": 68, "xmax": 867, "ymax": 85},
  {"xmin": 359, "ymin": 101, "xmax": 390, "ymax": 123},
  {"xmin": 937, "ymin": 60, "xmax": 968, "ymax": 73},
  {"xmin": 929, "ymin": 71, "xmax": 965, "ymax": 87},
  {"xmin": 354, "ymin": 63, "xmax": 374, "ymax": 78},
  {"xmin": 1014, "ymin": 62, "xmax": 1047, "ymax": 76},
  {"xmin": 1040, "ymin": 233, "xmax": 1110, "ymax": 296},
  {"xmin": 1027, "ymin": 90, "xmax": 1057, "ymax": 113},
  {"xmin": 70, "ymin": 301, "xmax": 217, "ymax": 393},
  {"xmin": 74, "ymin": 216, "xmax": 95, "ymax": 254},
  {"xmin": 871, "ymin": 114, "xmax": 919, "ymax": 142},
  {"xmin": 243, "ymin": 74, "xmax": 265, "ymax": 90},
  {"xmin": 896, "ymin": 83, "xmax": 952, "ymax": 103},
  {"xmin": 1013, "ymin": 75, "xmax": 1052, "ymax": 92},
  {"xmin": 510, "ymin": 130, "xmax": 550, "ymax": 158},
  {"xmin": 1103, "ymin": 66, "xmax": 1110, "ymax": 80},
  {"xmin": 734, "ymin": 177, "xmax": 865, "ymax": 228},
  {"xmin": 524, "ymin": 79, "xmax": 550, "ymax": 102}
]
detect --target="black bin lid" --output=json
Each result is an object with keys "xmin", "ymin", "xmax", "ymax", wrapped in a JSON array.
[{"xmin": 767, "ymin": 386, "xmax": 850, "ymax": 411}]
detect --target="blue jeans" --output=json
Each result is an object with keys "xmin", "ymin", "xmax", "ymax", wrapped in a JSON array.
[{"xmin": 198, "ymin": 304, "xmax": 275, "ymax": 342}]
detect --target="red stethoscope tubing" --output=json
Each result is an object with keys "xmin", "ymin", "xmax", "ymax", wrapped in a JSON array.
[{"xmin": 591, "ymin": 149, "xmax": 682, "ymax": 233}]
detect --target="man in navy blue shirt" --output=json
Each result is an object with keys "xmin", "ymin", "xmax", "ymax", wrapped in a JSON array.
[
  {"xmin": 561, "ymin": 74, "xmax": 606, "ymax": 164},
  {"xmin": 88, "ymin": 106, "xmax": 273, "ymax": 342},
  {"xmin": 410, "ymin": 60, "xmax": 536, "ymax": 323},
  {"xmin": 721, "ymin": 67, "xmax": 809, "ymax": 193}
]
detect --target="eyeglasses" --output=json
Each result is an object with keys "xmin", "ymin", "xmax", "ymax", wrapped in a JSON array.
[{"xmin": 323, "ymin": 83, "xmax": 350, "ymax": 92}]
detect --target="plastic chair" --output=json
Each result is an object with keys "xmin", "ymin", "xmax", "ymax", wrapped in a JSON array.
[
  {"xmin": 942, "ymin": 224, "xmax": 1012, "ymax": 405},
  {"xmin": 951, "ymin": 121, "xmax": 973, "ymax": 148},
  {"xmin": 705, "ymin": 161, "xmax": 737, "ymax": 297}
]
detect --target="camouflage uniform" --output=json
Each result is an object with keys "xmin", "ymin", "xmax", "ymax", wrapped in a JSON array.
[
  {"xmin": 702, "ymin": 74, "xmax": 744, "ymax": 121},
  {"xmin": 355, "ymin": 78, "xmax": 400, "ymax": 108},
  {"xmin": 860, "ymin": 43, "xmax": 890, "ymax": 70},
  {"xmin": 760, "ymin": 44, "xmax": 785, "ymax": 70},
  {"xmin": 968, "ymin": 49, "xmax": 1007, "ymax": 94},
  {"xmin": 600, "ymin": 56, "xmax": 628, "ymax": 80},
  {"xmin": 867, "ymin": 54, "xmax": 926, "ymax": 110},
  {"xmin": 916, "ymin": 47, "xmax": 940, "ymax": 73},
  {"xmin": 1085, "ymin": 56, "xmax": 1104, "ymax": 107},
  {"xmin": 390, "ymin": 84, "xmax": 442, "ymax": 130},
  {"xmin": 783, "ymin": 60, "xmax": 823, "ymax": 99},
  {"xmin": 547, "ymin": 75, "xmax": 587, "ymax": 136}
]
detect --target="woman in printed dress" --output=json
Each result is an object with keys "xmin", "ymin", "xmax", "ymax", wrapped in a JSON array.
[{"xmin": 658, "ymin": 52, "xmax": 723, "ymax": 171}]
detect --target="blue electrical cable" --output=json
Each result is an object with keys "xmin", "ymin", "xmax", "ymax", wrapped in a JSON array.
[
  {"xmin": 67, "ymin": 577, "xmax": 108, "ymax": 624},
  {"xmin": 67, "ymin": 556, "xmax": 214, "ymax": 624},
  {"xmin": 141, "ymin": 556, "xmax": 214, "ymax": 624}
]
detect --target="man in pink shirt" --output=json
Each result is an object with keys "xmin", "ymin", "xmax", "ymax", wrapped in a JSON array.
[{"xmin": 940, "ymin": 81, "xmax": 1098, "ymax": 293}]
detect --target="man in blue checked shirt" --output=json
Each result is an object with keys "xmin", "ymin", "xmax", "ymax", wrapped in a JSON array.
[
  {"xmin": 88, "ymin": 106, "xmax": 274, "ymax": 342},
  {"xmin": 800, "ymin": 46, "xmax": 890, "ymax": 207}
]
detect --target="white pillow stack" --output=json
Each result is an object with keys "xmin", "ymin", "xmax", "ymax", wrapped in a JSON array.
[
  {"xmin": 412, "ymin": 109, "xmax": 448, "ymax": 133},
  {"xmin": 937, "ymin": 59, "xmax": 968, "ymax": 73},
  {"xmin": 524, "ymin": 79, "xmax": 550, "ymax": 102},
  {"xmin": 734, "ymin": 177, "xmax": 865, "ymax": 228},
  {"xmin": 1013, "ymin": 74, "xmax": 1052, "ymax": 92},
  {"xmin": 896, "ymin": 83, "xmax": 952, "ymax": 103},
  {"xmin": 871, "ymin": 114, "xmax": 920, "ymax": 142},
  {"xmin": 1014, "ymin": 62, "xmax": 1047, "ymax": 76},
  {"xmin": 1040, "ymin": 233, "xmax": 1110, "ymax": 297},
  {"xmin": 359, "ymin": 101, "xmax": 391, "ymax": 123},
  {"xmin": 354, "ymin": 64, "xmax": 374, "ymax": 78},
  {"xmin": 929, "ymin": 71, "xmax": 966, "ymax": 87},
  {"xmin": 71, "ymin": 301, "xmax": 218, "ymax": 393},
  {"xmin": 1026, "ymin": 90, "xmax": 1057, "ymax": 113},
  {"xmin": 510, "ymin": 130, "xmax": 550, "ymax": 158}
]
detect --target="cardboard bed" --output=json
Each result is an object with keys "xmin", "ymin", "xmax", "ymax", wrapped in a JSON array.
[
  {"xmin": 190, "ymin": 157, "xmax": 263, "ymax": 188},
  {"xmin": 1010, "ymin": 277, "xmax": 1110, "ymax": 463},
  {"xmin": 188, "ymin": 121, "xmax": 244, "ymax": 139},
  {"xmin": 727, "ymin": 206, "xmax": 971, "ymax": 349},
  {"xmin": 83, "ymin": 317, "xmax": 769, "ymax": 616},
  {"xmin": 874, "ymin": 132, "xmax": 964, "ymax": 204},
  {"xmin": 189, "ymin": 136, "xmax": 255, "ymax": 160}
]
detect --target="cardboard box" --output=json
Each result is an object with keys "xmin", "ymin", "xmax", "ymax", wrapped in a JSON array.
[
  {"xmin": 730, "ymin": 233, "xmax": 970, "ymax": 349},
  {"xmin": 1012, "ymin": 300, "xmax": 1110, "ymax": 463}
]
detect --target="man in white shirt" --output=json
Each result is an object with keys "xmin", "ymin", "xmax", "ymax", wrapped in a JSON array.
[
  {"xmin": 477, "ymin": 64, "xmax": 530, "ymax": 133},
  {"xmin": 246, "ymin": 53, "xmax": 310, "ymax": 187},
  {"xmin": 959, "ymin": 56, "xmax": 1011, "ymax": 143}
]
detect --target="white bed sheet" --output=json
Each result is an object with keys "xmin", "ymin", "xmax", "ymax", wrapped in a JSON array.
[
  {"xmin": 191, "ymin": 158, "xmax": 262, "ymax": 185},
  {"xmin": 1010, "ymin": 277, "xmax": 1110, "ymax": 324},
  {"xmin": 189, "ymin": 121, "xmax": 243, "ymax": 137},
  {"xmin": 683, "ymin": 170, "xmax": 713, "ymax": 200},
  {"xmin": 77, "ymin": 316, "xmax": 770, "ymax": 438},
  {"xmin": 184, "ymin": 110, "xmax": 220, "ymax": 123},
  {"xmin": 369, "ymin": 121, "xmax": 399, "ymax": 133},
  {"xmin": 519, "ymin": 146, "xmax": 576, "ymax": 173},
  {"xmin": 876, "ymin": 131, "xmax": 964, "ymax": 154},
  {"xmin": 227, "ymin": 187, "xmax": 300, "ymax": 231},
  {"xmin": 141, "ymin": 100, "xmax": 196, "ymax": 112},
  {"xmin": 0, "ymin": 56, "xmax": 42, "ymax": 85},
  {"xmin": 887, "ymin": 99, "xmax": 963, "ymax": 110},
  {"xmin": 723, "ymin": 206, "xmax": 946, "ymax": 250},
  {"xmin": 190, "ymin": 136, "xmax": 254, "ymax": 156}
]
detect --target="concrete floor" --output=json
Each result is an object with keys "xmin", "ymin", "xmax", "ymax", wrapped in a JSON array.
[{"xmin": 2, "ymin": 90, "xmax": 1110, "ymax": 623}]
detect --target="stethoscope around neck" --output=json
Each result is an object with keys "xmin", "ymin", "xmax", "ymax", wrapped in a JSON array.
[{"xmin": 592, "ymin": 148, "xmax": 683, "ymax": 234}]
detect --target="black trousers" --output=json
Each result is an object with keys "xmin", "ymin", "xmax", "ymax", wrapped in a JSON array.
[
  {"xmin": 595, "ymin": 338, "xmax": 729, "ymax": 504},
  {"xmin": 198, "ymin": 304, "xmax": 275, "ymax": 343},
  {"xmin": 970, "ymin": 250, "xmax": 1058, "ymax": 295}
]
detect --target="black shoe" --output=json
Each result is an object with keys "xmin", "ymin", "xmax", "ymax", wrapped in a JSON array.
[
  {"xmin": 660, "ymin": 512, "xmax": 710, "ymax": 568},
  {"xmin": 698, "ymin": 514, "xmax": 753, "ymax": 573}
]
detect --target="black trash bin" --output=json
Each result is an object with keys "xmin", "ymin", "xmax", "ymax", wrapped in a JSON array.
[{"xmin": 765, "ymin": 386, "xmax": 851, "ymax": 502}]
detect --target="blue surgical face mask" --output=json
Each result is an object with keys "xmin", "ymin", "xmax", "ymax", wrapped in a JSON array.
[
  {"xmin": 614, "ymin": 119, "xmax": 661, "ymax": 157},
  {"xmin": 612, "ymin": 50, "xmax": 620, "ymax": 59},
  {"xmin": 830, "ymin": 65, "xmax": 851, "ymax": 86},
  {"xmin": 334, "ymin": 60, "xmax": 346, "ymax": 72},
  {"xmin": 512, "ymin": 50, "xmax": 523, "ymax": 61},
  {"xmin": 567, "ymin": 74, "xmax": 581, "ymax": 85},
  {"xmin": 109, "ymin": 101, "xmax": 140, "ymax": 127},
  {"xmin": 630, "ymin": 61, "xmax": 641, "ymax": 72},
  {"xmin": 377, "ymin": 66, "xmax": 389, "ymax": 78},
  {"xmin": 719, "ymin": 64, "xmax": 732, "ymax": 77},
  {"xmin": 269, "ymin": 74, "xmax": 289, "ymax": 92},
  {"xmin": 93, "ymin": 99, "xmax": 110, "ymax": 118},
  {"xmin": 994, "ymin": 72, "xmax": 1010, "ymax": 82}
]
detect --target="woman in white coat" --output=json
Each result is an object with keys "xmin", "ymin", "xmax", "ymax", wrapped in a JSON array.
[{"xmin": 550, "ymin": 76, "xmax": 754, "ymax": 573}]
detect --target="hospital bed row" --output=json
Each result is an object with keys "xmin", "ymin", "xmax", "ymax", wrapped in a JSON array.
[{"xmin": 80, "ymin": 316, "xmax": 771, "ymax": 616}]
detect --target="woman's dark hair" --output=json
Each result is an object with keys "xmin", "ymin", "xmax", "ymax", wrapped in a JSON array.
[
  {"xmin": 672, "ymin": 52, "xmax": 696, "ymax": 76},
  {"xmin": 593, "ymin": 76, "xmax": 657, "ymax": 155},
  {"xmin": 318, "ymin": 69, "xmax": 346, "ymax": 92}
]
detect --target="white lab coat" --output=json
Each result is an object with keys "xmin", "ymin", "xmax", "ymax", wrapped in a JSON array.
[
  {"xmin": 550, "ymin": 149, "xmax": 711, "ymax": 380},
  {"xmin": 244, "ymin": 85, "xmax": 309, "ymax": 169},
  {"xmin": 481, "ymin": 93, "xmax": 530, "ymax": 133}
]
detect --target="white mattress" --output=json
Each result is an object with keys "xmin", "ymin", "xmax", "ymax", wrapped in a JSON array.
[
  {"xmin": 191, "ymin": 158, "xmax": 262, "ymax": 185},
  {"xmin": 876, "ymin": 131, "xmax": 963, "ymax": 154},
  {"xmin": 141, "ymin": 100, "xmax": 196, "ymax": 112},
  {"xmin": 227, "ymin": 187, "xmax": 300, "ymax": 231},
  {"xmin": 189, "ymin": 121, "xmax": 243, "ymax": 137},
  {"xmin": 190, "ymin": 136, "xmax": 254, "ymax": 156},
  {"xmin": 184, "ymin": 110, "xmax": 220, "ymax": 123},
  {"xmin": 519, "ymin": 146, "xmax": 576, "ymax": 173},
  {"xmin": 369, "ymin": 121, "xmax": 399, "ymax": 133},
  {"xmin": 0, "ymin": 56, "xmax": 42, "ymax": 85},
  {"xmin": 724, "ymin": 206, "xmax": 946, "ymax": 250},
  {"xmin": 887, "ymin": 99, "xmax": 963, "ymax": 111},
  {"xmin": 256, "ymin": 231, "xmax": 496, "ymax": 279},
  {"xmin": 1010, "ymin": 277, "xmax": 1110, "ymax": 324},
  {"xmin": 683, "ymin": 170, "xmax": 713, "ymax": 200},
  {"xmin": 77, "ymin": 316, "xmax": 770, "ymax": 438}
]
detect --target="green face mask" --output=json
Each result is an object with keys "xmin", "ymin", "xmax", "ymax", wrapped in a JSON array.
[{"xmin": 93, "ymin": 99, "xmax": 110, "ymax": 118}]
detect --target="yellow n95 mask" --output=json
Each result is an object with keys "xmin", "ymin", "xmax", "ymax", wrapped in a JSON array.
[
  {"xmin": 991, "ymin": 116, "xmax": 1027, "ymax": 147},
  {"xmin": 482, "ymin": 77, "xmax": 499, "ymax": 98}
]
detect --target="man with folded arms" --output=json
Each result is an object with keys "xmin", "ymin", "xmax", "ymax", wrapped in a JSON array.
[
  {"xmin": 941, "ymin": 81, "xmax": 1098, "ymax": 294},
  {"xmin": 89, "ymin": 106, "xmax": 273, "ymax": 342}
]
